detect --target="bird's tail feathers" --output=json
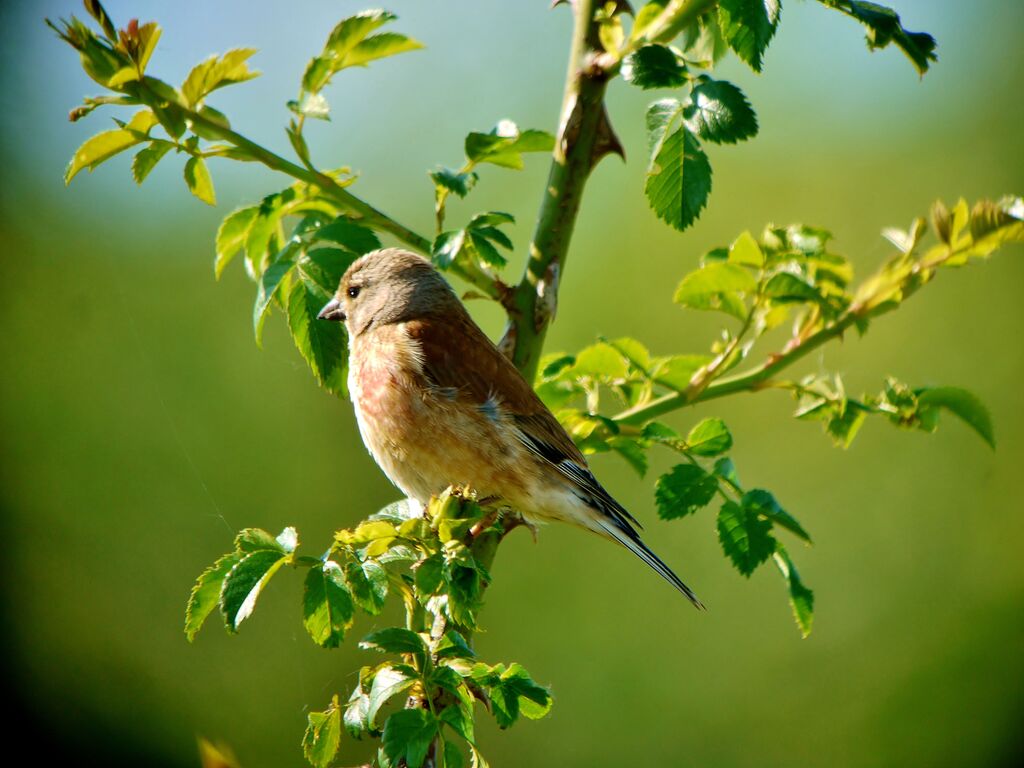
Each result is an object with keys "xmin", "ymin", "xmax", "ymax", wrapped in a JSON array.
[{"xmin": 598, "ymin": 518, "xmax": 705, "ymax": 610}]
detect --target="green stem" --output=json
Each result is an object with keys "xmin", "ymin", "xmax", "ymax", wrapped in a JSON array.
[
  {"xmin": 501, "ymin": 0, "xmax": 612, "ymax": 379},
  {"xmin": 140, "ymin": 79, "xmax": 508, "ymax": 303},
  {"xmin": 615, "ymin": 314, "xmax": 859, "ymax": 425}
]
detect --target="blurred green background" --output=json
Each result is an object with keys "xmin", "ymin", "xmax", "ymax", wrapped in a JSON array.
[{"xmin": 1, "ymin": 1, "xmax": 1022, "ymax": 765}]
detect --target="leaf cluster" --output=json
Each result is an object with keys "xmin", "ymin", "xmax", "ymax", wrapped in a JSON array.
[{"xmin": 186, "ymin": 491, "xmax": 551, "ymax": 768}]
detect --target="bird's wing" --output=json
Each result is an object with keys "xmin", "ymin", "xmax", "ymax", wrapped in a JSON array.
[{"xmin": 404, "ymin": 314, "xmax": 641, "ymax": 529}]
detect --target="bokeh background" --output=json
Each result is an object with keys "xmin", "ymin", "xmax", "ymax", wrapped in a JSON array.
[{"xmin": 1, "ymin": 1, "xmax": 1022, "ymax": 765}]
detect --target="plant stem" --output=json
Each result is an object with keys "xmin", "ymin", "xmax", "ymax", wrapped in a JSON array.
[
  {"xmin": 141, "ymin": 79, "xmax": 509, "ymax": 303},
  {"xmin": 614, "ymin": 314, "xmax": 859, "ymax": 425},
  {"xmin": 501, "ymin": 0, "xmax": 612, "ymax": 380}
]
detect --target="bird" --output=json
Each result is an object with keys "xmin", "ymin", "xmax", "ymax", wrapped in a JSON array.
[{"xmin": 317, "ymin": 247, "xmax": 703, "ymax": 608}]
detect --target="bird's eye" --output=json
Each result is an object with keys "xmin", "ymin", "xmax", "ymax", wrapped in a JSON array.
[{"xmin": 347, "ymin": 285, "xmax": 361, "ymax": 299}]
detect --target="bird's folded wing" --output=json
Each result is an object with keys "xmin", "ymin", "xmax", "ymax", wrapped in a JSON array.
[{"xmin": 405, "ymin": 315, "xmax": 640, "ymax": 529}]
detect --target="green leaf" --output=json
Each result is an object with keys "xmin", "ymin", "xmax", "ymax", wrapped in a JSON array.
[
  {"xmin": 645, "ymin": 100, "xmax": 712, "ymax": 232},
  {"xmin": 360, "ymin": 628, "xmax": 428, "ymax": 659},
  {"xmin": 130, "ymin": 140, "xmax": 174, "ymax": 184},
  {"xmin": 184, "ymin": 155, "xmax": 216, "ymax": 206},
  {"xmin": 674, "ymin": 262, "xmax": 756, "ymax": 319},
  {"xmin": 443, "ymin": 738, "xmax": 466, "ymax": 768},
  {"xmin": 181, "ymin": 48, "xmax": 259, "ymax": 107},
  {"xmin": 368, "ymin": 665, "xmax": 418, "ymax": 730},
  {"xmin": 381, "ymin": 709, "xmax": 437, "ymax": 768},
  {"xmin": 302, "ymin": 11, "xmax": 423, "ymax": 96},
  {"xmin": 685, "ymin": 417, "xmax": 733, "ymax": 456},
  {"xmin": 816, "ymin": 0, "xmax": 937, "ymax": 75},
  {"xmin": 344, "ymin": 677, "xmax": 372, "ymax": 738},
  {"xmin": 235, "ymin": 525, "xmax": 297, "ymax": 553},
  {"xmin": 718, "ymin": 0, "xmax": 782, "ymax": 72},
  {"xmin": 215, "ymin": 206, "xmax": 259, "ymax": 278},
  {"xmin": 684, "ymin": 77, "xmax": 758, "ymax": 144},
  {"xmin": 742, "ymin": 489, "xmax": 810, "ymax": 542},
  {"xmin": 651, "ymin": 354, "xmax": 711, "ymax": 390},
  {"xmin": 415, "ymin": 552, "xmax": 445, "ymax": 598},
  {"xmin": 572, "ymin": 342, "xmax": 630, "ymax": 380},
  {"xmin": 464, "ymin": 121, "xmax": 555, "ymax": 169},
  {"xmin": 185, "ymin": 550, "xmax": 243, "ymax": 642},
  {"xmin": 622, "ymin": 44, "xmax": 687, "ymax": 89},
  {"xmin": 303, "ymin": 560, "xmax": 355, "ymax": 648},
  {"xmin": 917, "ymin": 386, "xmax": 995, "ymax": 448},
  {"xmin": 301, "ymin": 248, "xmax": 360, "ymax": 295},
  {"xmin": 717, "ymin": 499, "xmax": 776, "ymax": 576},
  {"xmin": 728, "ymin": 231, "xmax": 765, "ymax": 267},
  {"xmin": 655, "ymin": 464, "xmax": 719, "ymax": 520},
  {"xmin": 346, "ymin": 558, "xmax": 388, "ymax": 614},
  {"xmin": 312, "ymin": 217, "xmax": 382, "ymax": 254},
  {"xmin": 65, "ymin": 128, "xmax": 144, "ymax": 183},
  {"xmin": 219, "ymin": 548, "xmax": 289, "ymax": 631},
  {"xmin": 287, "ymin": 272, "xmax": 348, "ymax": 396},
  {"xmin": 774, "ymin": 545, "xmax": 814, "ymax": 637},
  {"xmin": 253, "ymin": 251, "xmax": 297, "ymax": 345},
  {"xmin": 472, "ymin": 662, "xmax": 551, "ymax": 729},
  {"xmin": 431, "ymin": 167, "xmax": 478, "ymax": 198},
  {"xmin": 436, "ymin": 629, "xmax": 475, "ymax": 660},
  {"xmin": 303, "ymin": 695, "xmax": 342, "ymax": 768},
  {"xmin": 763, "ymin": 272, "xmax": 823, "ymax": 304}
]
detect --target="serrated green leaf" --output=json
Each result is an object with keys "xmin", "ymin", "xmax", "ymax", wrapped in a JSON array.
[
  {"xmin": 303, "ymin": 695, "xmax": 342, "ymax": 768},
  {"xmin": 763, "ymin": 272, "xmax": 823, "ymax": 304},
  {"xmin": 344, "ymin": 679, "xmax": 372, "ymax": 739},
  {"xmin": 443, "ymin": 738, "xmax": 467, "ymax": 768},
  {"xmin": 303, "ymin": 560, "xmax": 355, "ymax": 648},
  {"xmin": 717, "ymin": 499, "xmax": 776, "ymax": 576},
  {"xmin": 622, "ymin": 44, "xmax": 687, "ymax": 89},
  {"xmin": 219, "ymin": 549, "xmax": 288, "ymax": 631},
  {"xmin": 917, "ymin": 386, "xmax": 995, "ymax": 448},
  {"xmin": 235, "ymin": 526, "xmax": 293, "ymax": 553},
  {"xmin": 182, "ymin": 48, "xmax": 259, "ymax": 107},
  {"xmin": 302, "ymin": 11, "xmax": 423, "ymax": 97},
  {"xmin": 718, "ymin": 0, "xmax": 781, "ymax": 72},
  {"xmin": 674, "ymin": 262, "xmax": 756, "ymax": 319},
  {"xmin": 572, "ymin": 342, "xmax": 629, "ymax": 381},
  {"xmin": 65, "ymin": 128, "xmax": 144, "ymax": 183},
  {"xmin": 464, "ymin": 121, "xmax": 555, "ymax": 169},
  {"xmin": 436, "ymin": 629, "xmax": 475, "ymax": 660},
  {"xmin": 817, "ymin": 0, "xmax": 937, "ymax": 75},
  {"xmin": 360, "ymin": 627, "xmax": 428, "ymax": 658},
  {"xmin": 684, "ymin": 77, "xmax": 758, "ymax": 144},
  {"xmin": 381, "ymin": 708, "xmax": 437, "ymax": 768},
  {"xmin": 651, "ymin": 354, "xmax": 711, "ymax": 390},
  {"xmin": 130, "ymin": 140, "xmax": 174, "ymax": 184},
  {"xmin": 253, "ymin": 250, "xmax": 297, "ymax": 345},
  {"xmin": 215, "ymin": 206, "xmax": 259, "ymax": 278},
  {"xmin": 346, "ymin": 558, "xmax": 388, "ymax": 614},
  {"xmin": 415, "ymin": 552, "xmax": 445, "ymax": 598},
  {"xmin": 645, "ymin": 100, "xmax": 712, "ymax": 232},
  {"xmin": 743, "ymin": 489, "xmax": 811, "ymax": 542},
  {"xmin": 655, "ymin": 464, "xmax": 719, "ymax": 520},
  {"xmin": 728, "ymin": 231, "xmax": 764, "ymax": 267},
  {"xmin": 184, "ymin": 155, "xmax": 216, "ymax": 206},
  {"xmin": 774, "ymin": 545, "xmax": 814, "ymax": 637},
  {"xmin": 301, "ymin": 248, "xmax": 359, "ymax": 295},
  {"xmin": 686, "ymin": 417, "xmax": 733, "ymax": 456},
  {"xmin": 185, "ymin": 550, "xmax": 243, "ymax": 641},
  {"xmin": 431, "ymin": 167, "xmax": 478, "ymax": 198},
  {"xmin": 312, "ymin": 217, "xmax": 383, "ymax": 254},
  {"xmin": 287, "ymin": 272, "xmax": 348, "ymax": 395},
  {"xmin": 368, "ymin": 664, "xmax": 418, "ymax": 729}
]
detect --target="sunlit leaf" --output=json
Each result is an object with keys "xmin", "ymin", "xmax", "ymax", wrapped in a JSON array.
[{"xmin": 303, "ymin": 696, "xmax": 342, "ymax": 768}]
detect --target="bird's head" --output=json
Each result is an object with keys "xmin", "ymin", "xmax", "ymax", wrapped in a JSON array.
[{"xmin": 318, "ymin": 248, "xmax": 458, "ymax": 336}]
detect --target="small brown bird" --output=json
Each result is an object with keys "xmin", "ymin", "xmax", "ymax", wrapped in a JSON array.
[{"xmin": 318, "ymin": 248, "xmax": 702, "ymax": 607}]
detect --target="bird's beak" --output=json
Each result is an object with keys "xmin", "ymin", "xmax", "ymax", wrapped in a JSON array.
[{"xmin": 317, "ymin": 297, "xmax": 346, "ymax": 322}]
